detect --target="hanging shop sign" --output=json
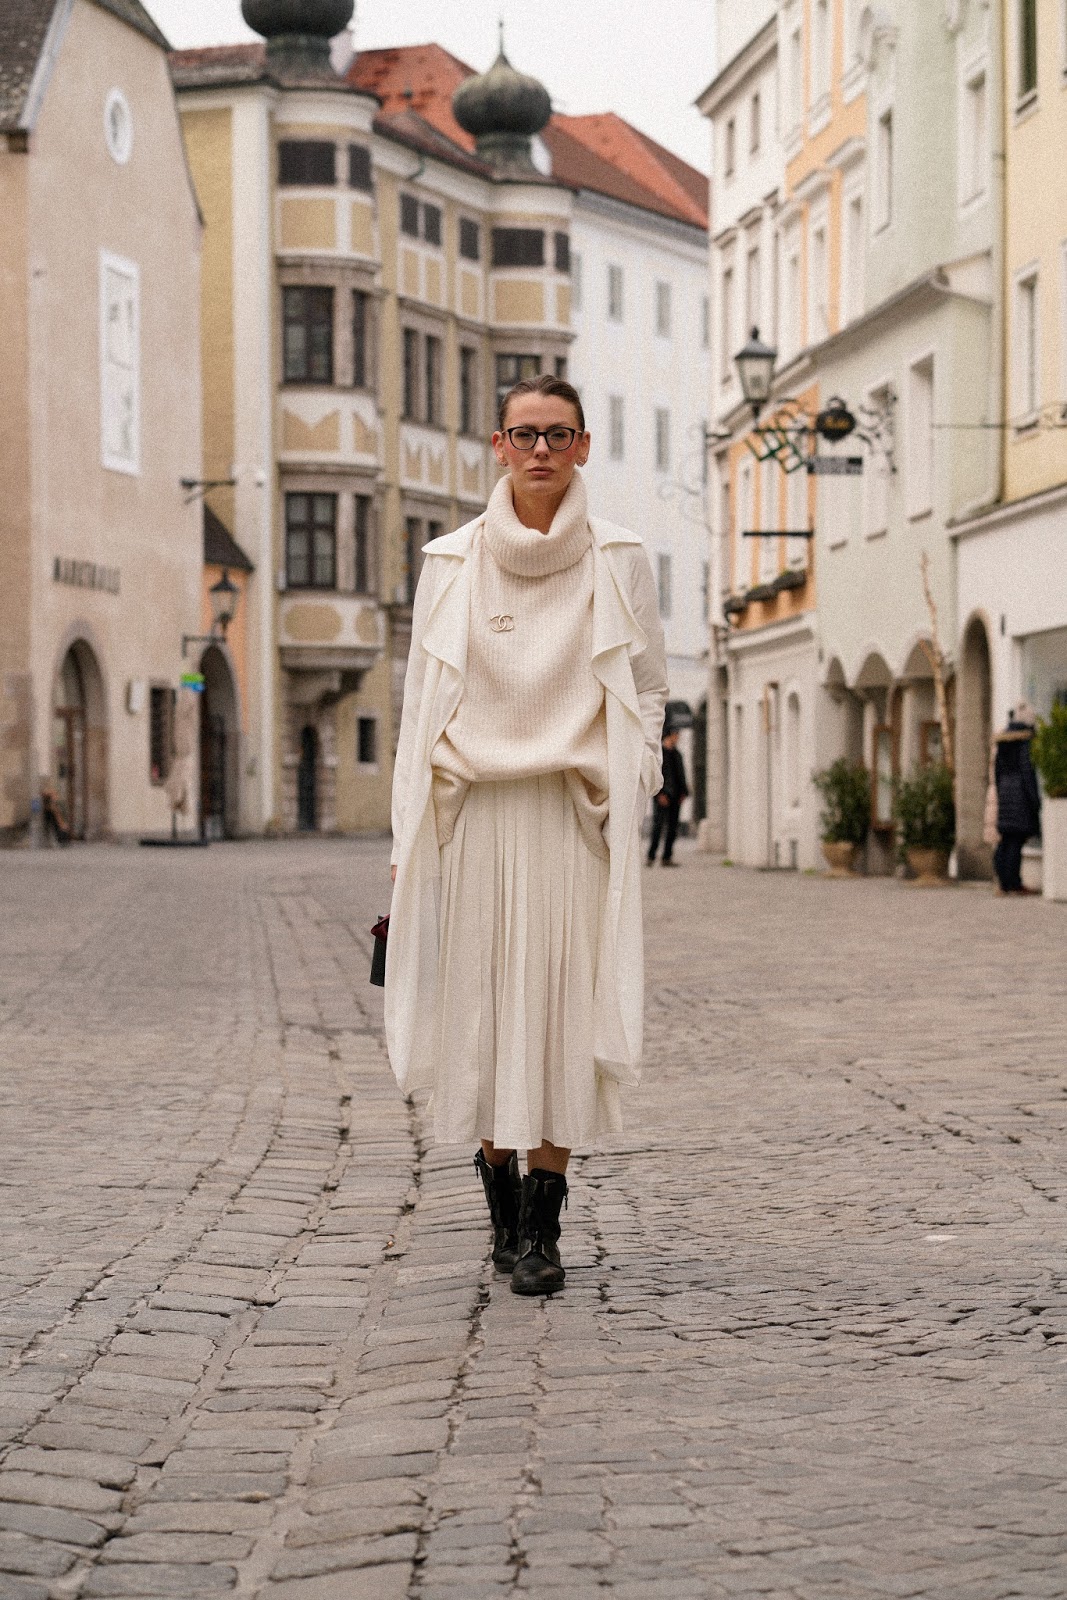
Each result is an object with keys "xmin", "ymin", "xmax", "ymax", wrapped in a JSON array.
[
  {"xmin": 815, "ymin": 398, "xmax": 857, "ymax": 441},
  {"xmin": 807, "ymin": 456, "xmax": 864, "ymax": 476}
]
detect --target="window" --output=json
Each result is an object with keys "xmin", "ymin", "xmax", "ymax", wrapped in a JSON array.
[
  {"xmin": 720, "ymin": 265, "xmax": 734, "ymax": 383},
  {"xmin": 283, "ymin": 286, "xmax": 333, "ymax": 384},
  {"xmin": 702, "ymin": 560, "xmax": 710, "ymax": 622},
  {"xmin": 864, "ymin": 383, "xmax": 893, "ymax": 537},
  {"xmin": 655, "ymin": 407, "xmax": 671, "ymax": 472},
  {"xmin": 357, "ymin": 717, "xmax": 377, "ymax": 767},
  {"xmin": 843, "ymin": 189, "xmax": 865, "ymax": 323},
  {"xmin": 278, "ymin": 139, "xmax": 335, "ymax": 186},
  {"xmin": 655, "ymin": 280, "xmax": 671, "ymax": 337},
  {"xmin": 810, "ymin": 220, "xmax": 829, "ymax": 341},
  {"xmin": 554, "ymin": 355, "xmax": 568, "ymax": 379},
  {"xmin": 100, "ymin": 250, "xmax": 139, "ymax": 475},
  {"xmin": 786, "ymin": 693, "xmax": 801, "ymax": 809},
  {"xmin": 608, "ymin": 263, "xmax": 624, "ymax": 321},
  {"xmin": 750, "ymin": 91, "xmax": 761, "ymax": 154},
  {"xmin": 1018, "ymin": 0, "xmax": 1038, "ymax": 101},
  {"xmin": 609, "ymin": 394, "xmax": 625, "ymax": 459},
  {"xmin": 554, "ymin": 231, "xmax": 571, "ymax": 273},
  {"xmin": 495, "ymin": 353, "xmax": 541, "ymax": 415},
  {"xmin": 286, "ymin": 493, "xmax": 336, "ymax": 589},
  {"xmin": 348, "ymin": 143, "xmax": 372, "ymax": 190},
  {"xmin": 422, "ymin": 203, "xmax": 442, "ymax": 247},
  {"xmin": 352, "ymin": 290, "xmax": 369, "ymax": 389},
  {"xmin": 724, "ymin": 117, "xmax": 736, "ymax": 177},
  {"xmin": 428, "ymin": 519, "xmax": 443, "ymax": 543},
  {"xmin": 738, "ymin": 460, "xmax": 754, "ymax": 582},
  {"xmin": 746, "ymin": 244, "xmax": 761, "ymax": 332},
  {"xmin": 399, "ymin": 193, "xmax": 420, "ymax": 237},
  {"xmin": 402, "ymin": 327, "xmax": 419, "ymax": 419},
  {"xmin": 492, "ymin": 228, "xmax": 544, "ymax": 267},
  {"xmin": 789, "ymin": 13, "xmax": 804, "ymax": 128},
  {"xmin": 786, "ymin": 460, "xmax": 809, "ymax": 568},
  {"xmin": 425, "ymin": 335, "xmax": 442, "ymax": 426},
  {"xmin": 811, "ymin": 0, "xmax": 831, "ymax": 106},
  {"xmin": 1015, "ymin": 270, "xmax": 1040, "ymax": 418},
  {"xmin": 354, "ymin": 494, "xmax": 373, "ymax": 594},
  {"xmin": 783, "ymin": 229, "xmax": 801, "ymax": 358},
  {"xmin": 459, "ymin": 218, "xmax": 481, "ymax": 261},
  {"xmin": 759, "ymin": 457, "xmax": 778, "ymax": 580},
  {"xmin": 657, "ymin": 552, "xmax": 672, "ymax": 618},
  {"xmin": 875, "ymin": 110, "xmax": 894, "ymax": 230},
  {"xmin": 459, "ymin": 346, "xmax": 478, "ymax": 436},
  {"xmin": 149, "ymin": 686, "xmax": 174, "ymax": 784},
  {"xmin": 960, "ymin": 68, "xmax": 988, "ymax": 204},
  {"xmin": 701, "ymin": 294, "xmax": 710, "ymax": 349},
  {"xmin": 572, "ymin": 252, "xmax": 583, "ymax": 311},
  {"xmin": 403, "ymin": 517, "xmax": 421, "ymax": 605}
]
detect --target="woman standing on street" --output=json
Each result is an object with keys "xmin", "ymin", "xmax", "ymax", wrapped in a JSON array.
[{"xmin": 385, "ymin": 375, "xmax": 668, "ymax": 1295}]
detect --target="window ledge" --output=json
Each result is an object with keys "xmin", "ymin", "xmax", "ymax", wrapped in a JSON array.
[
  {"xmin": 865, "ymin": 526, "xmax": 888, "ymax": 541},
  {"xmin": 906, "ymin": 506, "xmax": 933, "ymax": 524},
  {"xmin": 1013, "ymin": 414, "xmax": 1041, "ymax": 437},
  {"xmin": 1014, "ymin": 90, "xmax": 1039, "ymax": 123}
]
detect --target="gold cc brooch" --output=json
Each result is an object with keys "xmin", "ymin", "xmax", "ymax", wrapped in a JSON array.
[{"xmin": 489, "ymin": 614, "xmax": 514, "ymax": 633}]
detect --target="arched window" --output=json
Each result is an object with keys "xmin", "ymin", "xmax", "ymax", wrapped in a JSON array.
[{"xmin": 786, "ymin": 692, "xmax": 802, "ymax": 809}]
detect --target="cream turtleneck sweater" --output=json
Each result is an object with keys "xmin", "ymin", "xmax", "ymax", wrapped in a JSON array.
[{"xmin": 431, "ymin": 470, "xmax": 610, "ymax": 857}]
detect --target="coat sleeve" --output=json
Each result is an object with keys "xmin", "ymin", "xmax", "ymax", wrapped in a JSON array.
[
  {"xmin": 390, "ymin": 561, "xmax": 436, "ymax": 867},
  {"xmin": 625, "ymin": 545, "xmax": 670, "ymax": 796}
]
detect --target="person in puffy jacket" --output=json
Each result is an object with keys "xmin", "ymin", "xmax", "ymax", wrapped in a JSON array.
[{"xmin": 993, "ymin": 702, "xmax": 1041, "ymax": 894}]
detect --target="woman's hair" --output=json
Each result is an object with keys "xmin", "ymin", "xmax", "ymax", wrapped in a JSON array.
[{"xmin": 498, "ymin": 373, "xmax": 586, "ymax": 433}]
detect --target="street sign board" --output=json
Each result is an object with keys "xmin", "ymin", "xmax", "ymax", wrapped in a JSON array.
[{"xmin": 808, "ymin": 456, "xmax": 864, "ymax": 476}]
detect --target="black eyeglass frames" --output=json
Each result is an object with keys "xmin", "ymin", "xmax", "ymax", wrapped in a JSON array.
[{"xmin": 503, "ymin": 426, "xmax": 581, "ymax": 452}]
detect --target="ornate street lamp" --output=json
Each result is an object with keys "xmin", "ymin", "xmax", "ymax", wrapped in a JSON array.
[
  {"xmin": 183, "ymin": 569, "xmax": 240, "ymax": 656},
  {"xmin": 734, "ymin": 327, "xmax": 778, "ymax": 420},
  {"xmin": 209, "ymin": 570, "xmax": 239, "ymax": 636}
]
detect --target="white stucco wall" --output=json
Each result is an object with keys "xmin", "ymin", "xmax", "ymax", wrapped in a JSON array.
[{"xmin": 569, "ymin": 192, "xmax": 711, "ymax": 716}]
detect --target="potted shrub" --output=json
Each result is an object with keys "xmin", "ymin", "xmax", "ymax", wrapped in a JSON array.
[
  {"xmin": 813, "ymin": 759, "xmax": 870, "ymax": 875},
  {"xmin": 894, "ymin": 762, "xmax": 955, "ymax": 884},
  {"xmin": 1031, "ymin": 701, "xmax": 1067, "ymax": 901}
]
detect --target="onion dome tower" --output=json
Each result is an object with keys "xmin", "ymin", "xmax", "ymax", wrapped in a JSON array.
[
  {"xmin": 452, "ymin": 35, "xmax": 552, "ymax": 173},
  {"xmin": 241, "ymin": 0, "xmax": 354, "ymax": 79}
]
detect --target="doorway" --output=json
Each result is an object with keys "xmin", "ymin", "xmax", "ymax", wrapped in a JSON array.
[
  {"xmin": 199, "ymin": 645, "xmax": 239, "ymax": 839},
  {"xmin": 52, "ymin": 641, "xmax": 106, "ymax": 839},
  {"xmin": 297, "ymin": 725, "xmax": 318, "ymax": 832}
]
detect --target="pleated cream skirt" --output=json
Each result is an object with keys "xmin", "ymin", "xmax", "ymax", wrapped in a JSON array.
[{"xmin": 429, "ymin": 771, "xmax": 622, "ymax": 1151}]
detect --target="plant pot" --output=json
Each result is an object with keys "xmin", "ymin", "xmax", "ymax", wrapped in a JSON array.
[
  {"xmin": 1042, "ymin": 795, "xmax": 1067, "ymax": 901},
  {"xmin": 906, "ymin": 846, "xmax": 950, "ymax": 885},
  {"xmin": 821, "ymin": 840, "xmax": 859, "ymax": 877}
]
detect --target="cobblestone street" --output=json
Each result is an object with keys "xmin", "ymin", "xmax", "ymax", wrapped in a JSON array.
[{"xmin": 1, "ymin": 838, "xmax": 1065, "ymax": 1600}]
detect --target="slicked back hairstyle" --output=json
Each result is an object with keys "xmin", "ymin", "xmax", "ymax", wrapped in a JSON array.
[{"xmin": 498, "ymin": 373, "xmax": 586, "ymax": 433}]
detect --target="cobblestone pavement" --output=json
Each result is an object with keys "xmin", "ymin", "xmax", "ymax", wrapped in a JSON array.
[{"xmin": 1, "ymin": 838, "xmax": 1065, "ymax": 1600}]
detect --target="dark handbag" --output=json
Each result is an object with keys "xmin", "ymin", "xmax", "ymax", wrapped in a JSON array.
[{"xmin": 369, "ymin": 914, "xmax": 389, "ymax": 986}]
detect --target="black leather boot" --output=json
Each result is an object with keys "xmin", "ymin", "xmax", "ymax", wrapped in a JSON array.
[
  {"xmin": 511, "ymin": 1169, "xmax": 568, "ymax": 1296},
  {"xmin": 474, "ymin": 1150, "xmax": 521, "ymax": 1273}
]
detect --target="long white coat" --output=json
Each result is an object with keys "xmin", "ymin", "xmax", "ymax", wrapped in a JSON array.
[{"xmin": 385, "ymin": 512, "xmax": 669, "ymax": 1099}]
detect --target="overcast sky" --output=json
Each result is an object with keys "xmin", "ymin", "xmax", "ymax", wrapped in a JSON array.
[{"xmin": 148, "ymin": 0, "xmax": 716, "ymax": 172}]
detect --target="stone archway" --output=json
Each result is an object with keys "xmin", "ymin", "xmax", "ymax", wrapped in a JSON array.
[
  {"xmin": 199, "ymin": 645, "xmax": 240, "ymax": 839},
  {"xmin": 52, "ymin": 639, "xmax": 108, "ymax": 839},
  {"xmin": 956, "ymin": 614, "xmax": 994, "ymax": 879}
]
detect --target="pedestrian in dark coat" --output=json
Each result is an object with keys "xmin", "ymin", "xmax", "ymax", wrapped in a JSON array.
[
  {"xmin": 993, "ymin": 702, "xmax": 1041, "ymax": 894},
  {"xmin": 647, "ymin": 727, "xmax": 689, "ymax": 867}
]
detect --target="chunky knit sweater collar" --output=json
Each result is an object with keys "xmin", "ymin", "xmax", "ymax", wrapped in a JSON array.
[{"xmin": 483, "ymin": 469, "xmax": 592, "ymax": 578}]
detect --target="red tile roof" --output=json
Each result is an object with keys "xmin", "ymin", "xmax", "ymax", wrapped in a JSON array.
[{"xmin": 350, "ymin": 44, "xmax": 708, "ymax": 230}]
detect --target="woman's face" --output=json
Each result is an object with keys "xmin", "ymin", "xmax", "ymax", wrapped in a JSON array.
[{"xmin": 492, "ymin": 393, "xmax": 590, "ymax": 505}]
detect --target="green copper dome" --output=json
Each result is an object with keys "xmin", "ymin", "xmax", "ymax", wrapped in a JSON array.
[
  {"xmin": 241, "ymin": 0, "xmax": 353, "ymax": 77},
  {"xmin": 453, "ymin": 47, "xmax": 552, "ymax": 172}
]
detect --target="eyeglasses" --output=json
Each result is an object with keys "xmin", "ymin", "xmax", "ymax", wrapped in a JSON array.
[{"xmin": 503, "ymin": 426, "xmax": 581, "ymax": 452}]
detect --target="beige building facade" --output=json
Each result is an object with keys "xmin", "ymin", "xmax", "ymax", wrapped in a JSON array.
[
  {"xmin": 0, "ymin": 0, "xmax": 203, "ymax": 842},
  {"xmin": 173, "ymin": 12, "xmax": 573, "ymax": 835}
]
